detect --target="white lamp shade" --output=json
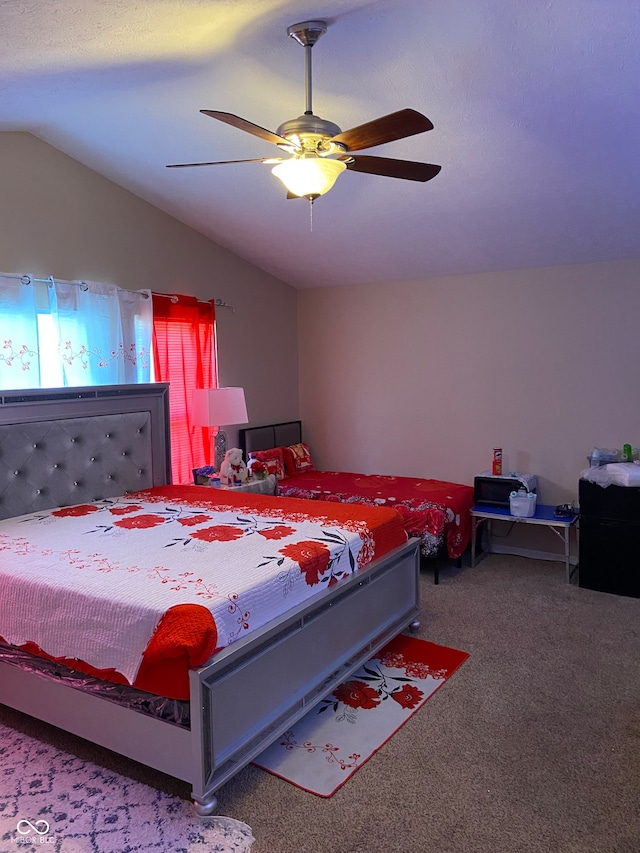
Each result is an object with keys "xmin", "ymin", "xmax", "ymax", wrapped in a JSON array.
[
  {"xmin": 272, "ymin": 157, "xmax": 347, "ymax": 198},
  {"xmin": 191, "ymin": 387, "xmax": 248, "ymax": 427}
]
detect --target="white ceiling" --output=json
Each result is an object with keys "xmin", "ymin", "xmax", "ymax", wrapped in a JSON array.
[{"xmin": 1, "ymin": 0, "xmax": 639, "ymax": 289}]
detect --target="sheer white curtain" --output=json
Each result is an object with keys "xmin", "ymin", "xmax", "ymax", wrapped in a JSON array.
[
  {"xmin": 57, "ymin": 280, "xmax": 152, "ymax": 385},
  {"xmin": 0, "ymin": 275, "xmax": 50, "ymax": 388},
  {"xmin": 0, "ymin": 274, "xmax": 152, "ymax": 390}
]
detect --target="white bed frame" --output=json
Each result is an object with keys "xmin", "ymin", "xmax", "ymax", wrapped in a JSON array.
[{"xmin": 0, "ymin": 384, "xmax": 420, "ymax": 814}]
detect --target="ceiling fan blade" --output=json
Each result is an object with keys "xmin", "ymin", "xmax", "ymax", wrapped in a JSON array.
[
  {"xmin": 339, "ymin": 155, "xmax": 441, "ymax": 182},
  {"xmin": 329, "ymin": 109, "xmax": 434, "ymax": 152},
  {"xmin": 167, "ymin": 158, "xmax": 283, "ymax": 168},
  {"xmin": 200, "ymin": 110, "xmax": 298, "ymax": 148}
]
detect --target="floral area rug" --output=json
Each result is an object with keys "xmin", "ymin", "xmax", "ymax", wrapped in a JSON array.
[
  {"xmin": 253, "ymin": 634, "xmax": 469, "ymax": 797},
  {"xmin": 0, "ymin": 723, "xmax": 254, "ymax": 853}
]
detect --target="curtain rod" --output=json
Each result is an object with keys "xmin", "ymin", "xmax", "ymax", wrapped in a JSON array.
[
  {"xmin": 152, "ymin": 291, "xmax": 235, "ymax": 313},
  {"xmin": 2, "ymin": 272, "xmax": 150, "ymax": 298},
  {"xmin": 4, "ymin": 274, "xmax": 234, "ymax": 312}
]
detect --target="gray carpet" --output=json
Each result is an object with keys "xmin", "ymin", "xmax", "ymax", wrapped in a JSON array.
[{"xmin": 2, "ymin": 554, "xmax": 639, "ymax": 853}]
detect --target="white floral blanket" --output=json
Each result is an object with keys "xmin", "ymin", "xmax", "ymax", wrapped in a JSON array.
[{"xmin": 0, "ymin": 487, "xmax": 403, "ymax": 686}]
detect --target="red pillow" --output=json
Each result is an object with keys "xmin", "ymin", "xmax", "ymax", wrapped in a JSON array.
[
  {"xmin": 254, "ymin": 447, "xmax": 286, "ymax": 480},
  {"xmin": 283, "ymin": 442, "xmax": 315, "ymax": 476}
]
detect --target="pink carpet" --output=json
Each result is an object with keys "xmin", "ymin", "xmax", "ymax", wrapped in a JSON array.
[{"xmin": 253, "ymin": 634, "xmax": 469, "ymax": 797}]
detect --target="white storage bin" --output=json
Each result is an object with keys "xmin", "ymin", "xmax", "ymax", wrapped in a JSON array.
[{"xmin": 509, "ymin": 490, "xmax": 537, "ymax": 518}]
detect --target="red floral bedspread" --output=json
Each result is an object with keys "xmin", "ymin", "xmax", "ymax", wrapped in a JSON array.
[
  {"xmin": 277, "ymin": 471, "xmax": 474, "ymax": 559},
  {"xmin": 0, "ymin": 486, "xmax": 407, "ymax": 700}
]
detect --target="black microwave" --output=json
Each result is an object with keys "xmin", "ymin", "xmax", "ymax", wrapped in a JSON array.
[{"xmin": 474, "ymin": 475, "xmax": 537, "ymax": 508}]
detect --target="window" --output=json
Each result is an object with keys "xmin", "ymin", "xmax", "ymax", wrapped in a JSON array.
[
  {"xmin": 0, "ymin": 274, "xmax": 216, "ymax": 488},
  {"xmin": 0, "ymin": 275, "xmax": 152, "ymax": 389}
]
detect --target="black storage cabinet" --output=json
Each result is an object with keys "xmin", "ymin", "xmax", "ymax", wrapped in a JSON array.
[{"xmin": 578, "ymin": 479, "xmax": 640, "ymax": 597}]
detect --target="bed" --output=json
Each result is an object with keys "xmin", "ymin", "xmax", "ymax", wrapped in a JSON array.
[
  {"xmin": 240, "ymin": 420, "xmax": 475, "ymax": 582},
  {"xmin": 0, "ymin": 385, "xmax": 420, "ymax": 815}
]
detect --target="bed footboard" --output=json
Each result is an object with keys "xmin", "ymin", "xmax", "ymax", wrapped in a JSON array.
[{"xmin": 189, "ymin": 537, "xmax": 419, "ymax": 808}]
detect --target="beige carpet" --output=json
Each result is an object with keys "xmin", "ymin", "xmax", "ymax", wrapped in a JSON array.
[{"xmin": 2, "ymin": 553, "xmax": 639, "ymax": 853}]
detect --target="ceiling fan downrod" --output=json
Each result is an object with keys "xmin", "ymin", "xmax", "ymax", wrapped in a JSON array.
[
  {"xmin": 278, "ymin": 21, "xmax": 342, "ymax": 150},
  {"xmin": 287, "ymin": 21, "xmax": 327, "ymax": 116}
]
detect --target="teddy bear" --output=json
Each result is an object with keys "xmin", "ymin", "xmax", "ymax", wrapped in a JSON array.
[{"xmin": 219, "ymin": 447, "xmax": 248, "ymax": 486}]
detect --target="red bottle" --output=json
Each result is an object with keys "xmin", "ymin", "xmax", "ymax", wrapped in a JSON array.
[{"xmin": 492, "ymin": 448, "xmax": 503, "ymax": 476}]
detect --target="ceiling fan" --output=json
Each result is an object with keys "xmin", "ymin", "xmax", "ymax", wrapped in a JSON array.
[{"xmin": 167, "ymin": 20, "xmax": 441, "ymax": 202}]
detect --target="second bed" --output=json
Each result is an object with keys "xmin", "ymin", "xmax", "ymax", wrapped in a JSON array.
[{"xmin": 240, "ymin": 420, "xmax": 475, "ymax": 580}]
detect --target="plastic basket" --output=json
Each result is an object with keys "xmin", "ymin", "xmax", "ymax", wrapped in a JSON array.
[{"xmin": 509, "ymin": 491, "xmax": 537, "ymax": 518}]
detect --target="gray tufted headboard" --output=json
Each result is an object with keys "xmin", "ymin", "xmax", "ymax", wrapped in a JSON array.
[{"xmin": 0, "ymin": 384, "xmax": 171, "ymax": 520}]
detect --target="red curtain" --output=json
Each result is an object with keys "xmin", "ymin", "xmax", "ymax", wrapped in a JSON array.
[{"xmin": 152, "ymin": 295, "xmax": 216, "ymax": 484}]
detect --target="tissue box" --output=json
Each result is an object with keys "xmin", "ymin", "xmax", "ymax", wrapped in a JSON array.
[{"xmin": 509, "ymin": 491, "xmax": 537, "ymax": 518}]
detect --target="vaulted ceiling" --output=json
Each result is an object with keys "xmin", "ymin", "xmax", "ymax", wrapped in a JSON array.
[{"xmin": 1, "ymin": 0, "xmax": 639, "ymax": 289}]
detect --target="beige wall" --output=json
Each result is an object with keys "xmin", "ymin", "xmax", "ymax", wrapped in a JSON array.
[
  {"xmin": 0, "ymin": 132, "xmax": 299, "ymax": 441},
  {"xmin": 298, "ymin": 261, "xmax": 640, "ymax": 515}
]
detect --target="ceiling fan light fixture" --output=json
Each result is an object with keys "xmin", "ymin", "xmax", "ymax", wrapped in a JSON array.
[{"xmin": 271, "ymin": 157, "xmax": 346, "ymax": 199}]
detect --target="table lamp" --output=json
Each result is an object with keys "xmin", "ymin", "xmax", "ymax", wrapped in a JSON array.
[{"xmin": 191, "ymin": 387, "xmax": 249, "ymax": 471}]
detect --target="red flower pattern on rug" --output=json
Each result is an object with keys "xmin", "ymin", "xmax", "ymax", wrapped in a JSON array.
[
  {"xmin": 253, "ymin": 635, "xmax": 469, "ymax": 798},
  {"xmin": 333, "ymin": 681, "xmax": 381, "ymax": 710},
  {"xmin": 390, "ymin": 684, "xmax": 424, "ymax": 709}
]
